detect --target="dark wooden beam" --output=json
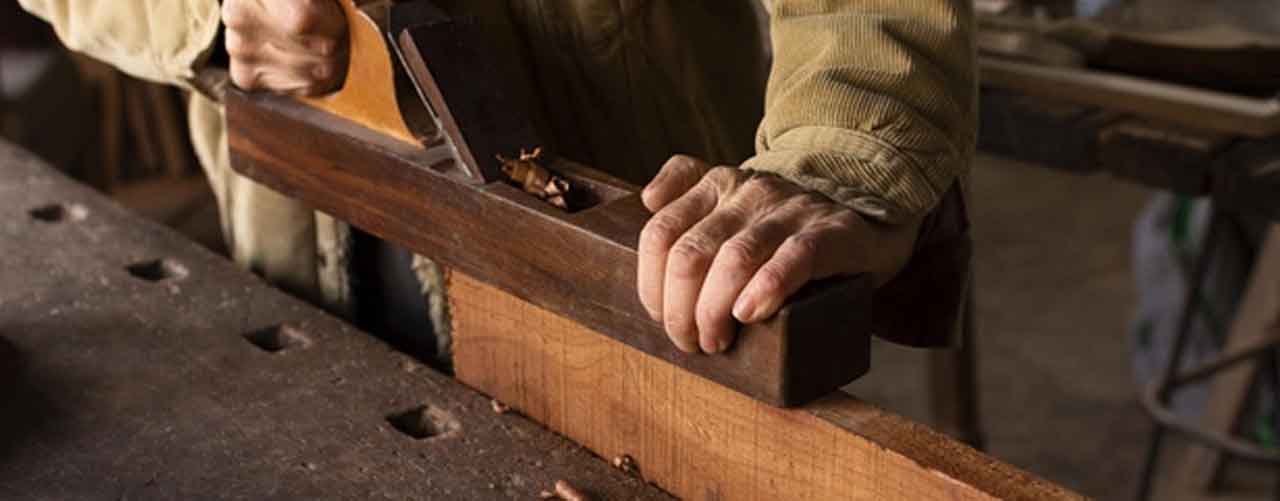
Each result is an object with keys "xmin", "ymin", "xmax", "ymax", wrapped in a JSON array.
[{"xmin": 226, "ymin": 89, "xmax": 873, "ymax": 407}]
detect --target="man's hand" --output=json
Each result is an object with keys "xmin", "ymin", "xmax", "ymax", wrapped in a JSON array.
[
  {"xmin": 222, "ymin": 0, "xmax": 348, "ymax": 96},
  {"xmin": 638, "ymin": 155, "xmax": 919, "ymax": 354}
]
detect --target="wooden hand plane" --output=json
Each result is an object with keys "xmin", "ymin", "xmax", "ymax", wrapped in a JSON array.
[{"xmin": 225, "ymin": 0, "xmax": 874, "ymax": 406}]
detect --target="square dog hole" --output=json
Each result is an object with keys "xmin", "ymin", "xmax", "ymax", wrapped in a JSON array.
[
  {"xmin": 125, "ymin": 259, "xmax": 189, "ymax": 282},
  {"xmin": 243, "ymin": 324, "xmax": 312, "ymax": 353},
  {"xmin": 386, "ymin": 405, "xmax": 460, "ymax": 440},
  {"xmin": 29, "ymin": 203, "xmax": 88, "ymax": 223}
]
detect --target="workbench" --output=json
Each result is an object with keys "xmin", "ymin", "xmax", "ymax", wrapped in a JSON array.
[
  {"xmin": 0, "ymin": 139, "xmax": 666, "ymax": 499},
  {"xmin": 0, "ymin": 121, "xmax": 1078, "ymax": 500}
]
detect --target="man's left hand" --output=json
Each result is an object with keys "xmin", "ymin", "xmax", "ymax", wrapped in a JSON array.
[{"xmin": 637, "ymin": 155, "xmax": 919, "ymax": 354}]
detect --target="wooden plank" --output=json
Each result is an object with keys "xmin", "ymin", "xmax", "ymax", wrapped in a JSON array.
[
  {"xmin": 1177, "ymin": 226, "xmax": 1280, "ymax": 492},
  {"xmin": 980, "ymin": 57, "xmax": 1280, "ymax": 138},
  {"xmin": 977, "ymin": 89, "xmax": 1117, "ymax": 173},
  {"xmin": 1097, "ymin": 120, "xmax": 1228, "ymax": 196},
  {"xmin": 450, "ymin": 272, "xmax": 1082, "ymax": 501},
  {"xmin": 0, "ymin": 139, "xmax": 667, "ymax": 500},
  {"xmin": 226, "ymin": 89, "xmax": 873, "ymax": 407}
]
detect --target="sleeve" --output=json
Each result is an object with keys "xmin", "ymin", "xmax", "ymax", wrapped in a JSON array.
[
  {"xmin": 741, "ymin": 0, "xmax": 977, "ymax": 225},
  {"xmin": 17, "ymin": 0, "xmax": 222, "ymax": 93}
]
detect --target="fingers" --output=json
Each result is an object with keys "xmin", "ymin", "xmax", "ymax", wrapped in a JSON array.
[
  {"xmin": 664, "ymin": 206, "xmax": 750, "ymax": 353},
  {"xmin": 734, "ymin": 211, "xmax": 863, "ymax": 323},
  {"xmin": 224, "ymin": 0, "xmax": 348, "ymax": 95},
  {"xmin": 694, "ymin": 218, "xmax": 790, "ymax": 353},
  {"xmin": 641, "ymin": 155, "xmax": 711, "ymax": 212},
  {"xmin": 637, "ymin": 179, "xmax": 717, "ymax": 330}
]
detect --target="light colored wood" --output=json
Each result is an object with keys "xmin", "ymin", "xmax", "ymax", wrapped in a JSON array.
[
  {"xmin": 1178, "ymin": 226, "xmax": 1280, "ymax": 492},
  {"xmin": 980, "ymin": 57, "xmax": 1280, "ymax": 138},
  {"xmin": 300, "ymin": 0, "xmax": 417, "ymax": 145},
  {"xmin": 449, "ymin": 271, "xmax": 1078, "ymax": 501}
]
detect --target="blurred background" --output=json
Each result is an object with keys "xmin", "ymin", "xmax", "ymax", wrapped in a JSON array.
[
  {"xmin": 1, "ymin": 0, "xmax": 223, "ymax": 254},
  {"xmin": 6, "ymin": 1, "xmax": 1280, "ymax": 499}
]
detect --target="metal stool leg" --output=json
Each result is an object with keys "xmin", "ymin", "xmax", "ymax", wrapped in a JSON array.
[
  {"xmin": 1135, "ymin": 212, "xmax": 1225, "ymax": 501},
  {"xmin": 929, "ymin": 279, "xmax": 986, "ymax": 450}
]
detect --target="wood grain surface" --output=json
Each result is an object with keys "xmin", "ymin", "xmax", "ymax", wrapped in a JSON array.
[
  {"xmin": 226, "ymin": 89, "xmax": 874, "ymax": 407},
  {"xmin": 449, "ymin": 272, "xmax": 1082, "ymax": 501},
  {"xmin": 0, "ymin": 139, "xmax": 666, "ymax": 500}
]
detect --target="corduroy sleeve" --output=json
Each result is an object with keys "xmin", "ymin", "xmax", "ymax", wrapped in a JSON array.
[
  {"xmin": 742, "ymin": 0, "xmax": 977, "ymax": 225},
  {"xmin": 18, "ymin": 0, "xmax": 221, "ymax": 94}
]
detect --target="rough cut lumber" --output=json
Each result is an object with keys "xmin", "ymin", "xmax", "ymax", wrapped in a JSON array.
[
  {"xmin": 0, "ymin": 139, "xmax": 666, "ymax": 500},
  {"xmin": 450, "ymin": 272, "xmax": 1082, "ymax": 501}
]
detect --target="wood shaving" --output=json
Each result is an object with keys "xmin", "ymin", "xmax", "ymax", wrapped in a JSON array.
[
  {"xmin": 610, "ymin": 455, "xmax": 639, "ymax": 477},
  {"xmin": 554, "ymin": 479, "xmax": 589, "ymax": 501},
  {"xmin": 497, "ymin": 147, "xmax": 575, "ymax": 210}
]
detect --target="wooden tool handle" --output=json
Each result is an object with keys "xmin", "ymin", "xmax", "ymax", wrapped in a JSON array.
[{"xmin": 300, "ymin": 0, "xmax": 418, "ymax": 144}]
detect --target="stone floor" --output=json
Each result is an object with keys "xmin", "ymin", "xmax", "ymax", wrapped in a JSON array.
[{"xmin": 846, "ymin": 154, "xmax": 1272, "ymax": 500}]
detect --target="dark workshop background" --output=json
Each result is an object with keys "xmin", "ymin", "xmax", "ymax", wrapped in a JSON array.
[{"xmin": 3, "ymin": 1, "xmax": 1278, "ymax": 500}]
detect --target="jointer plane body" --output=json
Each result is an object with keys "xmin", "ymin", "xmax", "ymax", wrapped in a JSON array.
[{"xmin": 226, "ymin": 0, "xmax": 874, "ymax": 407}]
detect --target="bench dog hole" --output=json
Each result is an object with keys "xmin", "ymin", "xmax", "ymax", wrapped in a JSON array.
[
  {"xmin": 243, "ymin": 324, "xmax": 312, "ymax": 353},
  {"xmin": 386, "ymin": 405, "xmax": 461, "ymax": 440},
  {"xmin": 29, "ymin": 203, "xmax": 88, "ymax": 223},
  {"xmin": 125, "ymin": 258, "xmax": 189, "ymax": 282}
]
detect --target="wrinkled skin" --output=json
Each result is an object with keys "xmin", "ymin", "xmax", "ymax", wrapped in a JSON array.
[
  {"xmin": 223, "ymin": 0, "xmax": 348, "ymax": 96},
  {"xmin": 638, "ymin": 155, "xmax": 920, "ymax": 354}
]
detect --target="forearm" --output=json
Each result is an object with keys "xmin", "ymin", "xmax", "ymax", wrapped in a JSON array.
[
  {"xmin": 744, "ymin": 0, "xmax": 977, "ymax": 226},
  {"xmin": 18, "ymin": 0, "xmax": 222, "ymax": 92}
]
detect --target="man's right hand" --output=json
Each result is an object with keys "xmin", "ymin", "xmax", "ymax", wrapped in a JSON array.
[{"xmin": 222, "ymin": 0, "xmax": 349, "ymax": 96}]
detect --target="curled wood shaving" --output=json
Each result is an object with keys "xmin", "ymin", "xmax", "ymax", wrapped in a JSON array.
[
  {"xmin": 490, "ymin": 399, "xmax": 511, "ymax": 414},
  {"xmin": 610, "ymin": 454, "xmax": 639, "ymax": 477},
  {"xmin": 554, "ymin": 479, "xmax": 590, "ymax": 501},
  {"xmin": 497, "ymin": 147, "xmax": 575, "ymax": 210}
]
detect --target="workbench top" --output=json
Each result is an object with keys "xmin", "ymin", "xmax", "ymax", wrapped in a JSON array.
[{"xmin": 0, "ymin": 140, "xmax": 667, "ymax": 500}]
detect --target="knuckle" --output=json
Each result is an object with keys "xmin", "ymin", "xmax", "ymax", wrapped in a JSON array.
[
  {"xmin": 311, "ymin": 37, "xmax": 338, "ymax": 56},
  {"xmin": 667, "ymin": 154, "xmax": 698, "ymax": 172},
  {"xmin": 718, "ymin": 238, "xmax": 762, "ymax": 269},
  {"xmin": 786, "ymin": 233, "xmax": 822, "ymax": 257},
  {"xmin": 221, "ymin": 1, "xmax": 250, "ymax": 29},
  {"xmin": 668, "ymin": 236, "xmax": 715, "ymax": 278},
  {"xmin": 640, "ymin": 214, "xmax": 685, "ymax": 249},
  {"xmin": 740, "ymin": 174, "xmax": 776, "ymax": 195},
  {"xmin": 736, "ymin": 175, "xmax": 788, "ymax": 208},
  {"xmin": 828, "ymin": 210, "xmax": 864, "ymax": 232},
  {"xmin": 224, "ymin": 32, "xmax": 254, "ymax": 58},
  {"xmin": 311, "ymin": 62, "xmax": 334, "ymax": 80},
  {"xmin": 281, "ymin": 4, "xmax": 321, "ymax": 35},
  {"xmin": 705, "ymin": 166, "xmax": 737, "ymax": 184}
]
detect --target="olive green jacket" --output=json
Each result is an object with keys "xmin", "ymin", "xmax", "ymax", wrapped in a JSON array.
[{"xmin": 19, "ymin": 0, "xmax": 975, "ymax": 347}]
